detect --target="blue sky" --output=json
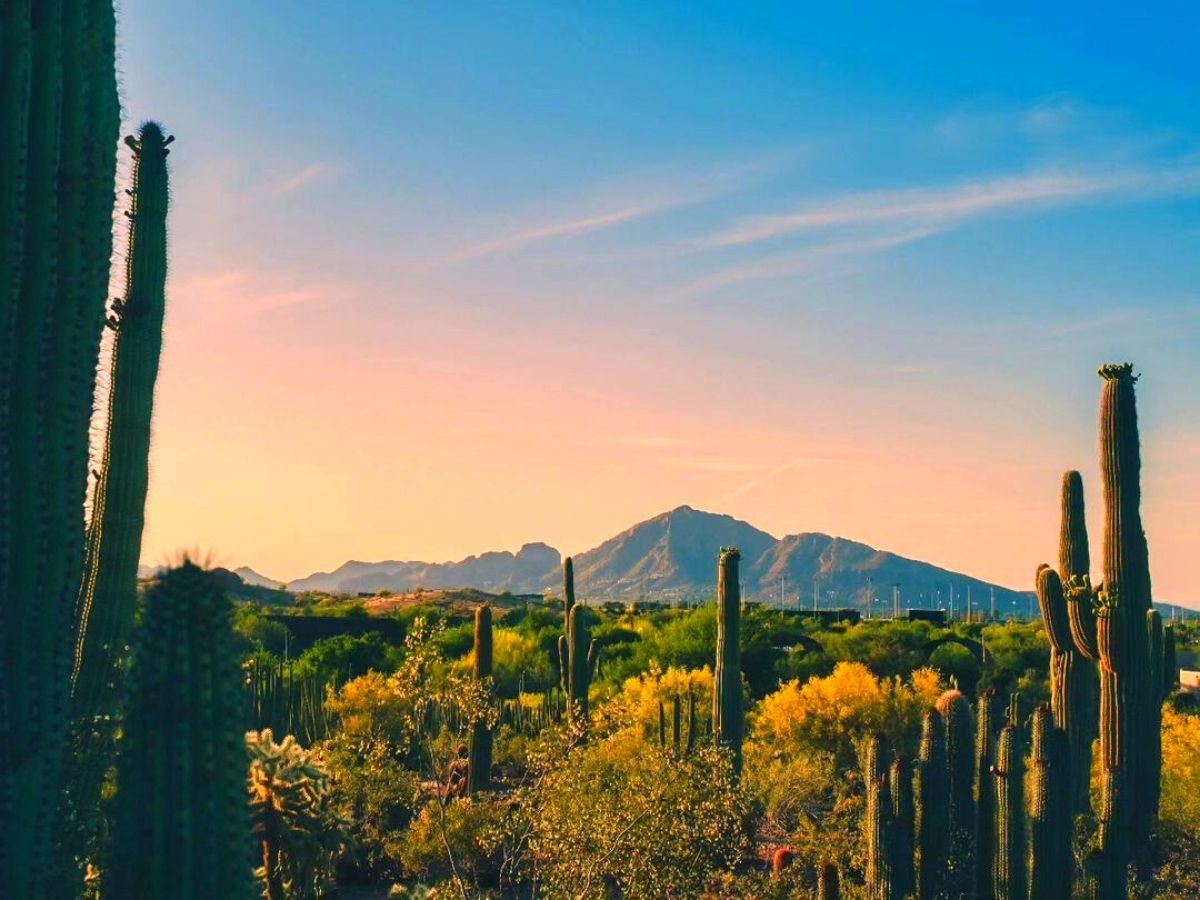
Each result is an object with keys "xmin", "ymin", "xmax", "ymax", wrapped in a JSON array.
[{"xmin": 120, "ymin": 2, "xmax": 1200, "ymax": 601}]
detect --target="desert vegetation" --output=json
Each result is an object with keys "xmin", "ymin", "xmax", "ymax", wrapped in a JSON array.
[{"xmin": 2, "ymin": 2, "xmax": 1199, "ymax": 899}]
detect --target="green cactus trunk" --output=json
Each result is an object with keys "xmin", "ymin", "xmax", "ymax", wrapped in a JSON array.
[
  {"xmin": 890, "ymin": 753, "xmax": 916, "ymax": 899},
  {"xmin": 1028, "ymin": 705, "xmax": 1071, "ymax": 900},
  {"xmin": 864, "ymin": 734, "xmax": 896, "ymax": 900},
  {"xmin": 468, "ymin": 603, "xmax": 493, "ymax": 794},
  {"xmin": 0, "ymin": 2, "xmax": 120, "ymax": 894},
  {"xmin": 915, "ymin": 708, "xmax": 949, "ymax": 900},
  {"xmin": 561, "ymin": 558, "xmax": 596, "ymax": 725},
  {"xmin": 1036, "ymin": 562, "xmax": 1097, "ymax": 818},
  {"xmin": 973, "ymin": 687, "xmax": 997, "ymax": 899},
  {"xmin": 991, "ymin": 722, "xmax": 1025, "ymax": 900},
  {"xmin": 935, "ymin": 688, "xmax": 975, "ymax": 892},
  {"xmin": 1091, "ymin": 364, "xmax": 1157, "ymax": 895},
  {"xmin": 63, "ymin": 121, "xmax": 171, "ymax": 864},
  {"xmin": 712, "ymin": 546, "xmax": 743, "ymax": 776},
  {"xmin": 108, "ymin": 561, "xmax": 255, "ymax": 899}
]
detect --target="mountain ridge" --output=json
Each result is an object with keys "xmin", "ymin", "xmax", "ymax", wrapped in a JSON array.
[{"xmin": 281, "ymin": 505, "xmax": 1040, "ymax": 613}]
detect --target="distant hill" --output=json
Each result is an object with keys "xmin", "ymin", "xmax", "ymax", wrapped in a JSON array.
[
  {"xmin": 234, "ymin": 566, "xmax": 284, "ymax": 589},
  {"xmin": 287, "ymin": 542, "xmax": 561, "ymax": 595}
]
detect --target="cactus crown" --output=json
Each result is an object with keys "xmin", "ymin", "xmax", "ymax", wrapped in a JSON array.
[{"xmin": 1097, "ymin": 362, "xmax": 1137, "ymax": 382}]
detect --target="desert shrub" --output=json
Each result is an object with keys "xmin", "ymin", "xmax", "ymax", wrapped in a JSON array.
[
  {"xmin": 753, "ymin": 661, "xmax": 943, "ymax": 768},
  {"xmin": 399, "ymin": 796, "xmax": 524, "ymax": 888},
  {"xmin": 293, "ymin": 633, "xmax": 401, "ymax": 682},
  {"xmin": 490, "ymin": 628, "xmax": 554, "ymax": 697},
  {"xmin": 529, "ymin": 733, "xmax": 751, "ymax": 898},
  {"xmin": 1160, "ymin": 706, "xmax": 1200, "ymax": 835},
  {"xmin": 247, "ymin": 729, "xmax": 351, "ymax": 899},
  {"xmin": 601, "ymin": 662, "xmax": 714, "ymax": 745}
]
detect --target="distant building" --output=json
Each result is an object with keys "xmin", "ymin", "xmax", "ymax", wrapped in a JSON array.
[{"xmin": 908, "ymin": 609, "xmax": 947, "ymax": 626}]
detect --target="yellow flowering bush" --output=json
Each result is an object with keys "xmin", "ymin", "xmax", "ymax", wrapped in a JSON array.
[
  {"xmin": 1160, "ymin": 706, "xmax": 1200, "ymax": 834},
  {"xmin": 752, "ymin": 661, "xmax": 943, "ymax": 767}
]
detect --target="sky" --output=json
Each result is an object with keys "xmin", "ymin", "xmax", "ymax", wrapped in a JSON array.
[{"xmin": 118, "ymin": 2, "xmax": 1200, "ymax": 602}]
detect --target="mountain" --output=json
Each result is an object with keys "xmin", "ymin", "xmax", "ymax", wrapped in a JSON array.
[
  {"xmin": 571, "ymin": 505, "xmax": 776, "ymax": 596},
  {"xmin": 287, "ymin": 542, "xmax": 561, "ymax": 595},
  {"xmin": 282, "ymin": 505, "xmax": 1036, "ymax": 612}
]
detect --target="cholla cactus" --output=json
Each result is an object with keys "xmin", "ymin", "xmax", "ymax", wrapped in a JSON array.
[{"xmin": 248, "ymin": 729, "xmax": 350, "ymax": 900}]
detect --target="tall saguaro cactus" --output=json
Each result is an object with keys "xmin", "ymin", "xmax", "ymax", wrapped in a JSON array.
[
  {"xmin": 0, "ymin": 2, "xmax": 121, "ymax": 895},
  {"xmin": 63, "ymin": 123, "xmax": 171, "ymax": 864},
  {"xmin": 559, "ymin": 558, "xmax": 596, "ymax": 724},
  {"xmin": 468, "ymin": 603, "xmax": 493, "ymax": 794},
  {"xmin": 973, "ymin": 687, "xmax": 997, "ymax": 900},
  {"xmin": 713, "ymin": 546, "xmax": 743, "ymax": 775},
  {"xmin": 1090, "ymin": 364, "xmax": 1157, "ymax": 895},
  {"xmin": 108, "ymin": 561, "xmax": 254, "ymax": 899}
]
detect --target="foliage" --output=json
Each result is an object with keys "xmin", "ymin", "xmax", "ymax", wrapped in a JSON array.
[
  {"xmin": 292, "ymin": 632, "xmax": 402, "ymax": 682},
  {"xmin": 1159, "ymin": 706, "xmax": 1200, "ymax": 835},
  {"xmin": 247, "ymin": 729, "xmax": 351, "ymax": 900},
  {"xmin": 528, "ymin": 733, "xmax": 751, "ymax": 898},
  {"xmin": 753, "ymin": 661, "xmax": 944, "ymax": 768},
  {"xmin": 398, "ymin": 796, "xmax": 523, "ymax": 888}
]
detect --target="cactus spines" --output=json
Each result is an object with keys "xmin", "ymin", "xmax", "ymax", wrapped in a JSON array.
[
  {"xmin": 1028, "ymin": 705, "xmax": 1070, "ymax": 900},
  {"xmin": 935, "ymin": 688, "xmax": 975, "ymax": 886},
  {"xmin": 713, "ymin": 546, "xmax": 743, "ymax": 775},
  {"xmin": 915, "ymin": 708, "xmax": 949, "ymax": 900},
  {"xmin": 109, "ymin": 561, "xmax": 255, "ymax": 899},
  {"xmin": 562, "ymin": 555, "xmax": 575, "ymax": 631},
  {"xmin": 974, "ymin": 687, "xmax": 997, "ymax": 900},
  {"xmin": 467, "ymin": 603, "xmax": 493, "ymax": 794},
  {"xmin": 1, "ymin": 2, "xmax": 121, "ymax": 893},
  {"xmin": 818, "ymin": 862, "xmax": 841, "ymax": 900},
  {"xmin": 991, "ymin": 723, "xmax": 1025, "ymax": 900}
]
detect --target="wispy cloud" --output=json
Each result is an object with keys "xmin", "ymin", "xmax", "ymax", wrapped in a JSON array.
[
  {"xmin": 673, "ymin": 227, "xmax": 939, "ymax": 300},
  {"xmin": 444, "ymin": 207, "xmax": 646, "ymax": 263},
  {"xmin": 706, "ymin": 169, "xmax": 1194, "ymax": 248},
  {"xmin": 177, "ymin": 270, "xmax": 343, "ymax": 322},
  {"xmin": 440, "ymin": 153, "xmax": 794, "ymax": 265},
  {"xmin": 718, "ymin": 456, "xmax": 824, "ymax": 503},
  {"xmin": 273, "ymin": 163, "xmax": 340, "ymax": 196}
]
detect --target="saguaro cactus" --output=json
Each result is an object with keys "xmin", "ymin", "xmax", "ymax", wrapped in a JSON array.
[
  {"xmin": 915, "ymin": 708, "xmax": 949, "ymax": 900},
  {"xmin": 864, "ymin": 734, "xmax": 898, "ymax": 900},
  {"xmin": 559, "ymin": 558, "xmax": 597, "ymax": 724},
  {"xmin": 713, "ymin": 546, "xmax": 743, "ymax": 775},
  {"xmin": 890, "ymin": 753, "xmax": 916, "ymax": 899},
  {"xmin": 991, "ymin": 722, "xmax": 1025, "ymax": 900},
  {"xmin": 1091, "ymin": 363, "xmax": 1157, "ymax": 894},
  {"xmin": 1028, "ymin": 705, "xmax": 1070, "ymax": 900},
  {"xmin": 973, "ymin": 687, "xmax": 997, "ymax": 899},
  {"xmin": 64, "ymin": 122, "xmax": 171, "ymax": 861},
  {"xmin": 935, "ymin": 688, "xmax": 975, "ymax": 889},
  {"xmin": 467, "ymin": 603, "xmax": 493, "ymax": 794},
  {"xmin": 108, "ymin": 561, "xmax": 254, "ymax": 899},
  {"xmin": 0, "ymin": 2, "xmax": 121, "ymax": 894}
]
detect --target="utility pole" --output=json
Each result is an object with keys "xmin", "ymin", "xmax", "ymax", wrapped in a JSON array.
[
  {"xmin": 780, "ymin": 573, "xmax": 786, "ymax": 610},
  {"xmin": 813, "ymin": 577, "xmax": 819, "ymax": 613},
  {"xmin": 892, "ymin": 583, "xmax": 900, "ymax": 620},
  {"xmin": 966, "ymin": 584, "xmax": 972, "ymax": 623},
  {"xmin": 948, "ymin": 582, "xmax": 955, "ymax": 622},
  {"xmin": 990, "ymin": 586, "xmax": 996, "ymax": 622}
]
